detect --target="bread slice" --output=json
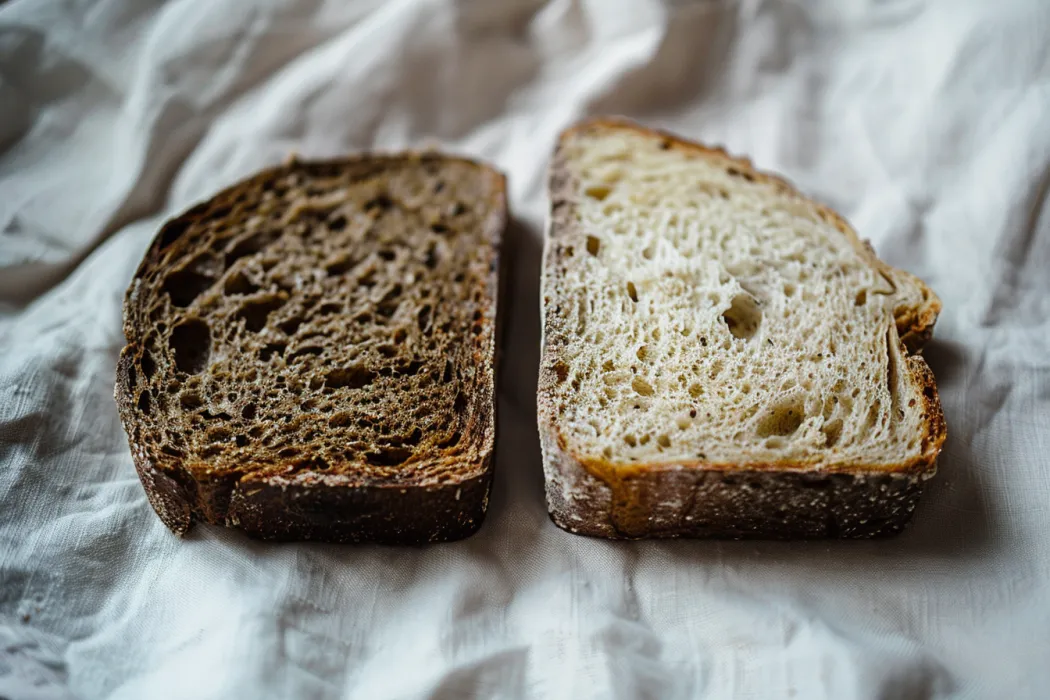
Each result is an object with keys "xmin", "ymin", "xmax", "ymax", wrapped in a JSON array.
[
  {"xmin": 538, "ymin": 118, "xmax": 945, "ymax": 539},
  {"xmin": 115, "ymin": 153, "xmax": 506, "ymax": 543}
]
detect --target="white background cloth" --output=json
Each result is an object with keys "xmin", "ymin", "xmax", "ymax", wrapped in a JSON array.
[{"xmin": 1, "ymin": 0, "xmax": 1049, "ymax": 698}]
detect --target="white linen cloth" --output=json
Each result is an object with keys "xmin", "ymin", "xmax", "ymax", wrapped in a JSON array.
[{"xmin": 1, "ymin": 1, "xmax": 1049, "ymax": 698}]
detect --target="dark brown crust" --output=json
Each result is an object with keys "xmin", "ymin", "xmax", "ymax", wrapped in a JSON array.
[
  {"xmin": 115, "ymin": 152, "xmax": 507, "ymax": 544},
  {"xmin": 538, "ymin": 117, "xmax": 947, "ymax": 539},
  {"xmin": 225, "ymin": 468, "xmax": 491, "ymax": 544}
]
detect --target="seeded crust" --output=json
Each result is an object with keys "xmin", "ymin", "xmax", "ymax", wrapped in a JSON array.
[
  {"xmin": 115, "ymin": 153, "xmax": 506, "ymax": 543},
  {"xmin": 537, "ymin": 118, "xmax": 946, "ymax": 539}
]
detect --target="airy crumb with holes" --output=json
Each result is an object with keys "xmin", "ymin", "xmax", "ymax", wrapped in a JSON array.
[
  {"xmin": 115, "ymin": 153, "xmax": 507, "ymax": 544},
  {"xmin": 538, "ymin": 118, "xmax": 945, "ymax": 540}
]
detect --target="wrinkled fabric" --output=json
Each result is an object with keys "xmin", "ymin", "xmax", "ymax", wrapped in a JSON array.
[{"xmin": 1, "ymin": 1, "xmax": 1049, "ymax": 698}]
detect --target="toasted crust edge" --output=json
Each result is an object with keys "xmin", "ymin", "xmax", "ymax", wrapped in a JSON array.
[
  {"xmin": 537, "ymin": 117, "xmax": 947, "ymax": 539},
  {"xmin": 115, "ymin": 153, "xmax": 508, "ymax": 544}
]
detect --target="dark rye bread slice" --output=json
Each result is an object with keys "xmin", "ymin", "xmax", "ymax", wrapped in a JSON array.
[
  {"xmin": 538, "ymin": 118, "xmax": 945, "ymax": 539},
  {"xmin": 115, "ymin": 153, "xmax": 506, "ymax": 544}
]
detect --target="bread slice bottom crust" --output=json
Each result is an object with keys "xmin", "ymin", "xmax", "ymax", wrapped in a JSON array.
[
  {"xmin": 117, "ymin": 368, "xmax": 493, "ymax": 544},
  {"xmin": 541, "ymin": 361, "xmax": 942, "ymax": 540}
]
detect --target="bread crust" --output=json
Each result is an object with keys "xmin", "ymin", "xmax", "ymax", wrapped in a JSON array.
[
  {"xmin": 538, "ymin": 118, "xmax": 946, "ymax": 539},
  {"xmin": 115, "ymin": 153, "xmax": 507, "ymax": 543}
]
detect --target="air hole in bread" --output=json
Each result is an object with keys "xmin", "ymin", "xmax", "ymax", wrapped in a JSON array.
[
  {"xmin": 364, "ymin": 194, "xmax": 393, "ymax": 212},
  {"xmin": 163, "ymin": 256, "xmax": 216, "ymax": 308},
  {"xmin": 326, "ymin": 255, "xmax": 355, "ymax": 276},
  {"xmin": 399, "ymin": 359, "xmax": 424, "ymax": 377},
  {"xmin": 179, "ymin": 391, "xmax": 203, "ymax": 410},
  {"xmin": 754, "ymin": 396, "xmax": 805, "ymax": 438},
  {"xmin": 225, "ymin": 231, "xmax": 275, "ymax": 269},
  {"xmin": 367, "ymin": 447, "xmax": 413, "ymax": 466},
  {"xmin": 169, "ymin": 319, "xmax": 211, "ymax": 374},
  {"xmin": 137, "ymin": 391, "xmax": 151, "ymax": 415},
  {"xmin": 626, "ymin": 281, "xmax": 638, "ymax": 302},
  {"xmin": 886, "ymin": 327, "xmax": 903, "ymax": 423},
  {"xmin": 586, "ymin": 236, "xmax": 601, "ymax": 256},
  {"xmin": 376, "ymin": 285, "xmax": 402, "ymax": 318},
  {"xmin": 326, "ymin": 366, "xmax": 374, "ymax": 390},
  {"xmin": 279, "ymin": 316, "xmax": 305, "ymax": 336},
  {"xmin": 722, "ymin": 293, "xmax": 762, "ymax": 341},
  {"xmin": 158, "ymin": 220, "xmax": 191, "ymax": 251},
  {"xmin": 238, "ymin": 297, "xmax": 285, "ymax": 333},
  {"xmin": 632, "ymin": 377, "xmax": 654, "ymax": 396},
  {"xmin": 864, "ymin": 400, "xmax": 881, "ymax": 432},
  {"xmin": 356, "ymin": 269, "xmax": 378, "ymax": 289},
  {"xmin": 139, "ymin": 352, "xmax": 156, "ymax": 380},
  {"xmin": 224, "ymin": 271, "xmax": 259, "ymax": 295},
  {"xmin": 585, "ymin": 185, "xmax": 612, "ymax": 201},
  {"xmin": 822, "ymin": 418, "xmax": 843, "ymax": 447},
  {"xmin": 416, "ymin": 305, "xmax": 433, "ymax": 334},
  {"xmin": 553, "ymin": 362, "xmax": 570, "ymax": 383},
  {"xmin": 434, "ymin": 427, "xmax": 460, "ymax": 448},
  {"xmin": 160, "ymin": 444, "xmax": 184, "ymax": 458},
  {"xmin": 207, "ymin": 425, "xmax": 232, "ymax": 444},
  {"xmin": 124, "ymin": 362, "xmax": 139, "ymax": 393},
  {"xmin": 423, "ymin": 244, "xmax": 439, "ymax": 269},
  {"xmin": 258, "ymin": 343, "xmax": 285, "ymax": 362},
  {"xmin": 401, "ymin": 428, "xmax": 423, "ymax": 446}
]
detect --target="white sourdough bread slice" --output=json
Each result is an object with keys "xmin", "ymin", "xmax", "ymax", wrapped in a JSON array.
[
  {"xmin": 115, "ymin": 153, "xmax": 506, "ymax": 543},
  {"xmin": 538, "ymin": 118, "xmax": 945, "ymax": 539}
]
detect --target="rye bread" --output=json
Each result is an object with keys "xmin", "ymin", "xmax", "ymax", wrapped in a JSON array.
[
  {"xmin": 115, "ymin": 153, "xmax": 506, "ymax": 544},
  {"xmin": 538, "ymin": 118, "xmax": 946, "ymax": 539}
]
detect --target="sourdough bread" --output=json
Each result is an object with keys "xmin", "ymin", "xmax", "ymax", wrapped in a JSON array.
[
  {"xmin": 538, "ymin": 118, "xmax": 945, "ymax": 539},
  {"xmin": 115, "ymin": 153, "xmax": 506, "ymax": 543}
]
